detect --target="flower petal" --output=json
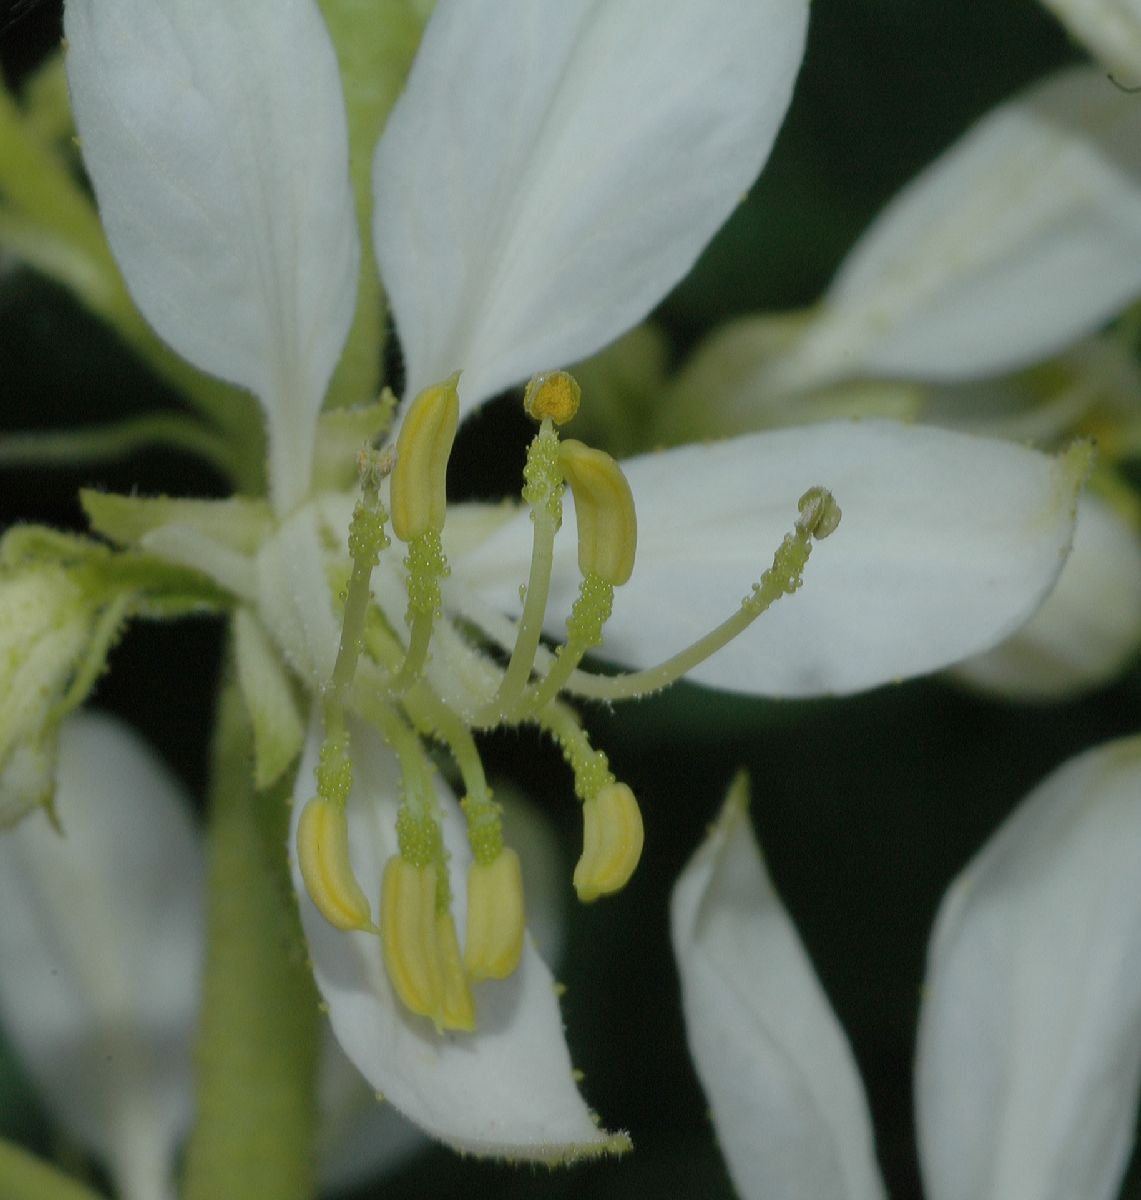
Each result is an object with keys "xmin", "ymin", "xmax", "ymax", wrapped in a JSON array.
[
  {"xmin": 374, "ymin": 0, "xmax": 808, "ymax": 414},
  {"xmin": 951, "ymin": 493, "xmax": 1141, "ymax": 699},
  {"xmin": 64, "ymin": 0, "xmax": 359, "ymax": 513},
  {"xmin": 450, "ymin": 420, "xmax": 1084, "ymax": 696},
  {"xmin": 290, "ymin": 719, "xmax": 626, "ymax": 1161},
  {"xmin": 671, "ymin": 777, "xmax": 885, "ymax": 1200},
  {"xmin": 1040, "ymin": 0, "xmax": 1141, "ymax": 82},
  {"xmin": 916, "ymin": 735, "xmax": 1141, "ymax": 1200},
  {"xmin": 0, "ymin": 713, "xmax": 204, "ymax": 1200},
  {"xmin": 766, "ymin": 67, "xmax": 1141, "ymax": 392}
]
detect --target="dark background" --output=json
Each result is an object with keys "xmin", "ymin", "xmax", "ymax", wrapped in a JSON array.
[{"xmin": 3, "ymin": 3, "xmax": 1140, "ymax": 1198}]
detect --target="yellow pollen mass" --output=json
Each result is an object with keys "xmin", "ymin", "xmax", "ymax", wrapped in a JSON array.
[
  {"xmin": 574, "ymin": 782, "xmax": 644, "ymax": 902},
  {"xmin": 435, "ymin": 909, "xmax": 477, "ymax": 1030},
  {"xmin": 297, "ymin": 797, "xmax": 373, "ymax": 932},
  {"xmin": 524, "ymin": 370, "xmax": 581, "ymax": 425},
  {"xmin": 557, "ymin": 439, "xmax": 637, "ymax": 586},
  {"xmin": 464, "ymin": 848, "xmax": 525, "ymax": 980},
  {"xmin": 380, "ymin": 856, "xmax": 475, "ymax": 1031},
  {"xmin": 390, "ymin": 373, "xmax": 460, "ymax": 543}
]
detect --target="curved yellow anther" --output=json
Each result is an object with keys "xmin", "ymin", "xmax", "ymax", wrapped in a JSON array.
[
  {"xmin": 381, "ymin": 857, "xmax": 441, "ymax": 1019},
  {"xmin": 524, "ymin": 371, "xmax": 581, "ymax": 426},
  {"xmin": 435, "ymin": 909, "xmax": 477, "ymax": 1030},
  {"xmin": 464, "ymin": 848, "xmax": 525, "ymax": 980},
  {"xmin": 557, "ymin": 440, "xmax": 638, "ymax": 586},
  {"xmin": 380, "ymin": 857, "xmax": 475, "ymax": 1031},
  {"xmin": 390, "ymin": 373, "xmax": 460, "ymax": 542},
  {"xmin": 297, "ymin": 797, "xmax": 373, "ymax": 931},
  {"xmin": 573, "ymin": 782, "xmax": 644, "ymax": 902}
]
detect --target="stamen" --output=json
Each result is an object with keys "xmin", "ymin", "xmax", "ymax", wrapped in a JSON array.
[
  {"xmin": 296, "ymin": 795, "xmax": 374, "ymax": 932},
  {"xmin": 379, "ymin": 808, "xmax": 476, "ymax": 1031},
  {"xmin": 475, "ymin": 403, "xmax": 565, "ymax": 725},
  {"xmin": 464, "ymin": 848, "xmax": 525, "ymax": 979},
  {"xmin": 297, "ymin": 450, "xmax": 391, "ymax": 931},
  {"xmin": 390, "ymin": 374, "xmax": 460, "ymax": 543},
  {"xmin": 523, "ymin": 370, "xmax": 581, "ymax": 426},
  {"xmin": 574, "ymin": 783, "xmax": 644, "ymax": 903},
  {"xmin": 554, "ymin": 486, "xmax": 842, "ymax": 702},
  {"xmin": 557, "ymin": 440, "xmax": 637, "ymax": 586},
  {"xmin": 522, "ymin": 442, "xmax": 635, "ymax": 712},
  {"xmin": 389, "ymin": 375, "xmax": 460, "ymax": 692}
]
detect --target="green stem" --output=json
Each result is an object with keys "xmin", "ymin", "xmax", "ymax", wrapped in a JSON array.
[
  {"xmin": 0, "ymin": 413, "xmax": 241, "ymax": 478},
  {"xmin": 0, "ymin": 1140, "xmax": 102, "ymax": 1200},
  {"xmin": 181, "ymin": 681, "xmax": 320, "ymax": 1200}
]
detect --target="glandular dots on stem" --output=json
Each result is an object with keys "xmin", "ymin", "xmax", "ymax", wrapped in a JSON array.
[{"xmin": 296, "ymin": 369, "xmax": 841, "ymax": 1032}]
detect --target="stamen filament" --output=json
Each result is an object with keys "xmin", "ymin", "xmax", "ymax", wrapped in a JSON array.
[
  {"xmin": 546, "ymin": 487, "xmax": 841, "ymax": 703},
  {"xmin": 523, "ymin": 572, "xmax": 613, "ymax": 714},
  {"xmin": 388, "ymin": 531, "xmax": 447, "ymax": 693},
  {"xmin": 477, "ymin": 418, "xmax": 563, "ymax": 724},
  {"xmin": 537, "ymin": 700, "xmax": 615, "ymax": 802}
]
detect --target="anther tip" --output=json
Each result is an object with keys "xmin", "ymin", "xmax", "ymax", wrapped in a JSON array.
[
  {"xmin": 797, "ymin": 487, "xmax": 841, "ymax": 539},
  {"xmin": 524, "ymin": 371, "xmax": 582, "ymax": 425}
]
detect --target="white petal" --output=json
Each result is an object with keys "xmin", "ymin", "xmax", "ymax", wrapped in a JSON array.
[
  {"xmin": 450, "ymin": 420, "xmax": 1083, "ymax": 696},
  {"xmin": 951, "ymin": 493, "xmax": 1141, "ymax": 699},
  {"xmin": 671, "ymin": 778, "xmax": 885, "ymax": 1200},
  {"xmin": 64, "ymin": 0, "xmax": 359, "ymax": 513},
  {"xmin": 290, "ymin": 719, "xmax": 625, "ymax": 1161},
  {"xmin": 1041, "ymin": 0, "xmax": 1141, "ymax": 82},
  {"xmin": 374, "ymin": 0, "xmax": 807, "ymax": 414},
  {"xmin": 916, "ymin": 735, "xmax": 1141, "ymax": 1200},
  {"xmin": 0, "ymin": 713, "xmax": 204, "ymax": 1200},
  {"xmin": 767, "ymin": 67, "xmax": 1141, "ymax": 392}
]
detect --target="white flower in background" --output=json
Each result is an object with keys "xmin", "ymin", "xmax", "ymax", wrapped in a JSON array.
[
  {"xmin": 59, "ymin": 0, "xmax": 1085, "ymax": 1161},
  {"xmin": 0, "ymin": 711, "xmax": 516, "ymax": 1197},
  {"xmin": 672, "ymin": 743, "xmax": 1141, "ymax": 1200},
  {"xmin": 1040, "ymin": 0, "xmax": 1141, "ymax": 84},
  {"xmin": 654, "ymin": 61, "xmax": 1141, "ymax": 699},
  {"xmin": 0, "ymin": 713, "xmax": 204, "ymax": 1200}
]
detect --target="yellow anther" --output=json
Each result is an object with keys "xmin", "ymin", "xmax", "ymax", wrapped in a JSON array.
[
  {"xmin": 573, "ymin": 782, "xmax": 645, "ymax": 902},
  {"xmin": 557, "ymin": 440, "xmax": 638, "ymax": 586},
  {"xmin": 297, "ymin": 797, "xmax": 373, "ymax": 931},
  {"xmin": 390, "ymin": 373, "xmax": 460, "ymax": 542},
  {"xmin": 435, "ymin": 909, "xmax": 477, "ymax": 1030},
  {"xmin": 380, "ymin": 856, "xmax": 475, "ymax": 1031},
  {"xmin": 524, "ymin": 371, "xmax": 581, "ymax": 426},
  {"xmin": 464, "ymin": 848, "xmax": 525, "ymax": 980},
  {"xmin": 381, "ymin": 857, "xmax": 443, "ymax": 1020}
]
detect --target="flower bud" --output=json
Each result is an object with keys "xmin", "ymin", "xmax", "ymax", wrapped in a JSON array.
[{"xmin": 0, "ymin": 567, "xmax": 98, "ymax": 827}]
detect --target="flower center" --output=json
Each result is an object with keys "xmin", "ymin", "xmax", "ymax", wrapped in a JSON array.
[{"xmin": 297, "ymin": 371, "xmax": 841, "ymax": 1031}]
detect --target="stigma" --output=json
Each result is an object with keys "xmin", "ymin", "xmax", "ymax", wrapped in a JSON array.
[{"xmin": 295, "ymin": 370, "xmax": 841, "ymax": 1032}]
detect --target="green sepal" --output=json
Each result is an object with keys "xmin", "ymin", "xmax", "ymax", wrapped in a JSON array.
[
  {"xmin": 81, "ymin": 490, "xmax": 273, "ymax": 555},
  {"xmin": 312, "ymin": 391, "xmax": 397, "ymax": 491},
  {"xmin": 233, "ymin": 609, "xmax": 305, "ymax": 790}
]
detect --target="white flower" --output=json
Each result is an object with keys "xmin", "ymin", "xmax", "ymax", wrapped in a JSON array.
[
  {"xmin": 0, "ymin": 711, "xmax": 467, "ymax": 1197},
  {"xmin": 62, "ymin": 0, "xmax": 1086, "ymax": 1161},
  {"xmin": 1039, "ymin": 0, "xmax": 1141, "ymax": 85},
  {"xmin": 0, "ymin": 713, "xmax": 204, "ymax": 1200},
  {"xmin": 656, "ymin": 63, "xmax": 1141, "ymax": 698},
  {"xmin": 672, "ymin": 742, "xmax": 1141, "ymax": 1200}
]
